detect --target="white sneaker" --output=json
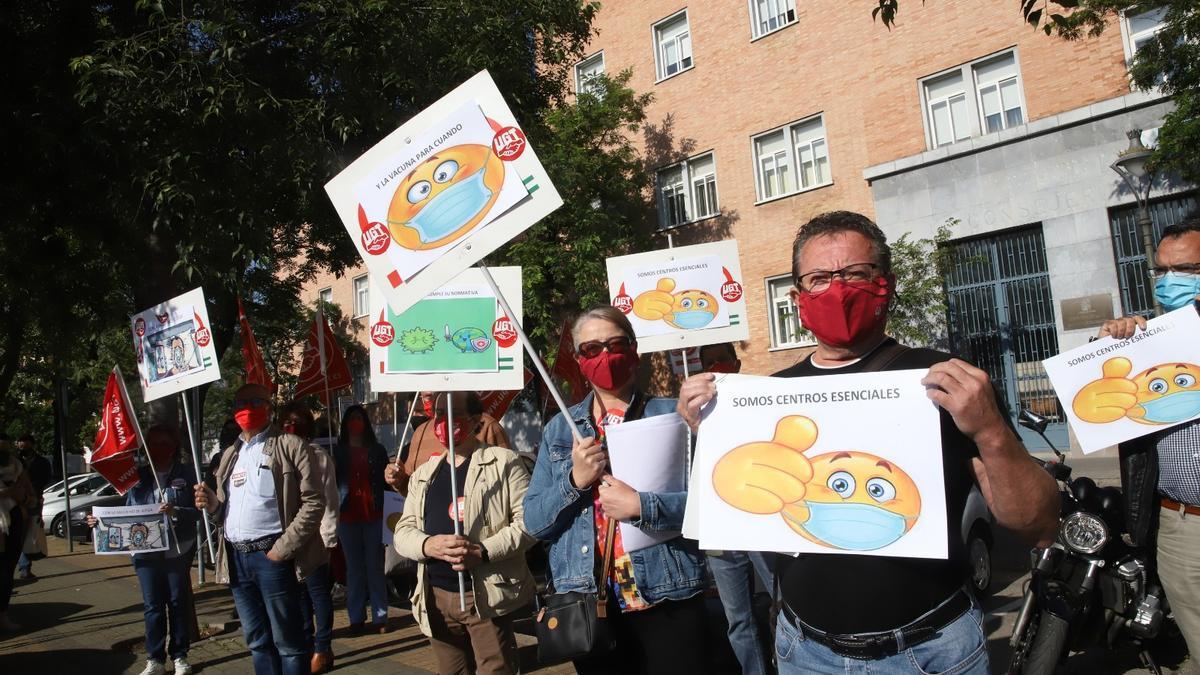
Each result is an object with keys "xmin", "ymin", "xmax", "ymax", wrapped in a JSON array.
[
  {"xmin": 137, "ymin": 661, "xmax": 165, "ymax": 675},
  {"xmin": 173, "ymin": 657, "xmax": 193, "ymax": 674}
]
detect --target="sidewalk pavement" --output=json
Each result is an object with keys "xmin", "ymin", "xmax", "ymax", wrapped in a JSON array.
[{"xmin": 0, "ymin": 536, "xmax": 573, "ymax": 674}]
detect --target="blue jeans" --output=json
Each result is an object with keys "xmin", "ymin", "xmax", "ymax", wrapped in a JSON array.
[
  {"xmin": 133, "ymin": 552, "xmax": 195, "ymax": 662},
  {"xmin": 708, "ymin": 551, "xmax": 775, "ymax": 675},
  {"xmin": 775, "ymin": 593, "xmax": 990, "ymax": 674},
  {"xmin": 17, "ymin": 551, "xmax": 31, "ymax": 574},
  {"xmin": 300, "ymin": 563, "xmax": 334, "ymax": 653},
  {"xmin": 337, "ymin": 520, "xmax": 388, "ymax": 625},
  {"xmin": 228, "ymin": 548, "xmax": 312, "ymax": 675}
]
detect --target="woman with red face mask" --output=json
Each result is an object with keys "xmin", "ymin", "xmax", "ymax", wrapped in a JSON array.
[
  {"xmin": 87, "ymin": 425, "xmax": 200, "ymax": 675},
  {"xmin": 523, "ymin": 307, "xmax": 711, "ymax": 675},
  {"xmin": 332, "ymin": 405, "xmax": 391, "ymax": 634},
  {"xmin": 393, "ymin": 392, "xmax": 536, "ymax": 675}
]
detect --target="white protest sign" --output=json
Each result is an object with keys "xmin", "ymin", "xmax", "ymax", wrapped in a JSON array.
[
  {"xmin": 606, "ymin": 240, "xmax": 749, "ymax": 353},
  {"xmin": 130, "ymin": 287, "xmax": 222, "ymax": 403},
  {"xmin": 325, "ymin": 70, "xmax": 562, "ymax": 316},
  {"xmin": 606, "ymin": 413, "xmax": 689, "ymax": 552},
  {"xmin": 692, "ymin": 372, "xmax": 947, "ymax": 559},
  {"xmin": 1043, "ymin": 306, "xmax": 1200, "ymax": 454},
  {"xmin": 92, "ymin": 504, "xmax": 170, "ymax": 555},
  {"xmin": 382, "ymin": 491, "xmax": 406, "ymax": 547},
  {"xmin": 368, "ymin": 266, "xmax": 524, "ymax": 392}
]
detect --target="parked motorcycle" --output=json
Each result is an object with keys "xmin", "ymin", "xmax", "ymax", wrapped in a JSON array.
[{"xmin": 1007, "ymin": 409, "xmax": 1166, "ymax": 674}]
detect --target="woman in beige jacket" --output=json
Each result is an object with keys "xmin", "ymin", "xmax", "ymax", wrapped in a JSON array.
[{"xmin": 391, "ymin": 392, "xmax": 536, "ymax": 675}]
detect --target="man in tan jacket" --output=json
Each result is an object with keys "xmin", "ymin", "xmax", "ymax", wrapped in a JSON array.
[
  {"xmin": 194, "ymin": 384, "xmax": 326, "ymax": 675},
  {"xmin": 391, "ymin": 392, "xmax": 535, "ymax": 675}
]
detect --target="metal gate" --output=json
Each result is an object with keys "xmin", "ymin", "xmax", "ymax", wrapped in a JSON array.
[
  {"xmin": 943, "ymin": 226, "xmax": 1065, "ymax": 440},
  {"xmin": 1109, "ymin": 192, "xmax": 1197, "ymax": 317}
]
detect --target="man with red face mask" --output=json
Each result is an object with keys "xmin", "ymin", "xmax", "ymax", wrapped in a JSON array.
[
  {"xmin": 679, "ymin": 212, "xmax": 1059, "ymax": 674},
  {"xmin": 386, "ymin": 392, "xmax": 510, "ymax": 497},
  {"xmin": 194, "ymin": 383, "xmax": 326, "ymax": 675}
]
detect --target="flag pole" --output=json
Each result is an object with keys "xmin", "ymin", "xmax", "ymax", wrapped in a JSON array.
[
  {"xmin": 478, "ymin": 266, "xmax": 584, "ymax": 444},
  {"xmin": 115, "ymin": 366, "xmax": 181, "ymax": 554},
  {"xmin": 180, "ymin": 391, "xmax": 217, "ymax": 562},
  {"xmin": 394, "ymin": 394, "xmax": 420, "ymax": 470},
  {"xmin": 317, "ymin": 307, "xmax": 337, "ymax": 436},
  {"xmin": 447, "ymin": 399, "xmax": 467, "ymax": 612}
]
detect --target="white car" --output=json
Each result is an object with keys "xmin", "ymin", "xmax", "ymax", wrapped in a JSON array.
[{"xmin": 42, "ymin": 473, "xmax": 109, "ymax": 537}]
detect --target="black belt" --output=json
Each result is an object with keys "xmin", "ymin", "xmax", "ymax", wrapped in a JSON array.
[
  {"xmin": 782, "ymin": 589, "xmax": 972, "ymax": 660},
  {"xmin": 227, "ymin": 534, "xmax": 281, "ymax": 554}
]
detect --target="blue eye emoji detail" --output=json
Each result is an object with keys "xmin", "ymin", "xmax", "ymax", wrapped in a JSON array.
[
  {"xmin": 1175, "ymin": 374, "xmax": 1197, "ymax": 388},
  {"xmin": 432, "ymin": 159, "xmax": 459, "ymax": 183},
  {"xmin": 866, "ymin": 478, "xmax": 897, "ymax": 503},
  {"xmin": 827, "ymin": 471, "xmax": 856, "ymax": 499},
  {"xmin": 407, "ymin": 180, "xmax": 432, "ymax": 204},
  {"xmin": 1149, "ymin": 378, "xmax": 1169, "ymax": 394}
]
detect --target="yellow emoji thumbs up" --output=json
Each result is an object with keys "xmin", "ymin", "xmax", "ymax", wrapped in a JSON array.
[
  {"xmin": 632, "ymin": 277, "xmax": 678, "ymax": 321},
  {"xmin": 1072, "ymin": 356, "xmax": 1140, "ymax": 424},
  {"xmin": 712, "ymin": 416, "xmax": 817, "ymax": 514}
]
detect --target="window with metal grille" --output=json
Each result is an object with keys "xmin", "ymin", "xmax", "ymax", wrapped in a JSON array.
[{"xmin": 1109, "ymin": 192, "xmax": 1198, "ymax": 317}]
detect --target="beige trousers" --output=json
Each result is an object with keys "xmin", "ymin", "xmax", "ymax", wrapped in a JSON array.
[{"xmin": 1157, "ymin": 504, "xmax": 1200, "ymax": 658}]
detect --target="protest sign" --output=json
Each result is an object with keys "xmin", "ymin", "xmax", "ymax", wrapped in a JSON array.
[
  {"xmin": 606, "ymin": 240, "xmax": 749, "ymax": 353},
  {"xmin": 691, "ymin": 371, "xmax": 947, "ymax": 559},
  {"xmin": 606, "ymin": 413, "xmax": 689, "ymax": 552},
  {"xmin": 382, "ymin": 492, "xmax": 406, "ymax": 547},
  {"xmin": 1043, "ymin": 305, "xmax": 1200, "ymax": 454},
  {"xmin": 92, "ymin": 504, "xmax": 170, "ymax": 555},
  {"xmin": 325, "ymin": 70, "xmax": 562, "ymax": 316},
  {"xmin": 130, "ymin": 287, "xmax": 221, "ymax": 403},
  {"xmin": 369, "ymin": 266, "xmax": 524, "ymax": 392}
]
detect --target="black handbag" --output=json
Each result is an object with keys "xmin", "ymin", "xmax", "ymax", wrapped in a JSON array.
[{"xmin": 534, "ymin": 515, "xmax": 618, "ymax": 664}]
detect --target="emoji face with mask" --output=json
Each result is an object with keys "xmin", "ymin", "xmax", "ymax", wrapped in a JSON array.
[
  {"xmin": 712, "ymin": 415, "xmax": 921, "ymax": 552},
  {"xmin": 1074, "ymin": 356, "xmax": 1200, "ymax": 426},
  {"xmin": 632, "ymin": 277, "xmax": 720, "ymax": 330},
  {"xmin": 387, "ymin": 144, "xmax": 505, "ymax": 250}
]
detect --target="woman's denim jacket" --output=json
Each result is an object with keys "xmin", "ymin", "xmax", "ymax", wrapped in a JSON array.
[
  {"xmin": 522, "ymin": 392, "xmax": 706, "ymax": 602},
  {"xmin": 125, "ymin": 461, "xmax": 201, "ymax": 559}
]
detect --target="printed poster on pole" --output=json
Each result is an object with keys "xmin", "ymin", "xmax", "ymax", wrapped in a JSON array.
[
  {"xmin": 368, "ymin": 266, "xmax": 524, "ymax": 392},
  {"xmin": 325, "ymin": 70, "xmax": 562, "ymax": 317},
  {"xmin": 606, "ymin": 240, "xmax": 749, "ymax": 353},
  {"xmin": 130, "ymin": 287, "xmax": 222, "ymax": 403},
  {"xmin": 1042, "ymin": 305, "xmax": 1200, "ymax": 454},
  {"xmin": 690, "ymin": 371, "xmax": 948, "ymax": 559}
]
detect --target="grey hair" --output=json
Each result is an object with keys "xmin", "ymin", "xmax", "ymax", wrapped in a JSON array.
[
  {"xmin": 791, "ymin": 211, "xmax": 892, "ymax": 285},
  {"xmin": 570, "ymin": 306, "xmax": 636, "ymax": 351}
]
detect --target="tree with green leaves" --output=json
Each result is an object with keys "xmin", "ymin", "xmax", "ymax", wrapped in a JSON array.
[{"xmin": 873, "ymin": 1, "xmax": 1199, "ymax": 185}]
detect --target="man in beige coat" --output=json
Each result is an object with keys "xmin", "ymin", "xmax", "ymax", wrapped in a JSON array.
[
  {"xmin": 391, "ymin": 392, "xmax": 536, "ymax": 675},
  {"xmin": 194, "ymin": 384, "xmax": 326, "ymax": 675}
]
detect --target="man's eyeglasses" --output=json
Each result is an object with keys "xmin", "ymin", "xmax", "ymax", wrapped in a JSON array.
[
  {"xmin": 1148, "ymin": 263, "xmax": 1200, "ymax": 279},
  {"xmin": 795, "ymin": 263, "xmax": 882, "ymax": 294},
  {"xmin": 576, "ymin": 336, "xmax": 634, "ymax": 358},
  {"xmin": 233, "ymin": 397, "xmax": 269, "ymax": 409}
]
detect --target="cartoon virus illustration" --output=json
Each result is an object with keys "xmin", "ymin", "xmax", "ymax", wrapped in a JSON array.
[
  {"xmin": 398, "ymin": 327, "xmax": 438, "ymax": 354},
  {"xmin": 445, "ymin": 325, "xmax": 492, "ymax": 353},
  {"xmin": 386, "ymin": 144, "xmax": 506, "ymax": 251},
  {"xmin": 1074, "ymin": 356, "xmax": 1200, "ymax": 426},
  {"xmin": 712, "ymin": 415, "xmax": 921, "ymax": 551}
]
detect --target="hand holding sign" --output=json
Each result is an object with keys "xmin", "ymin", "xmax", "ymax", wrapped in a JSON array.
[{"xmin": 1073, "ymin": 357, "xmax": 1141, "ymax": 424}]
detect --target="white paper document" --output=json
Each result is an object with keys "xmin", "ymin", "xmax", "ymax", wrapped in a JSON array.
[{"xmin": 606, "ymin": 413, "xmax": 690, "ymax": 552}]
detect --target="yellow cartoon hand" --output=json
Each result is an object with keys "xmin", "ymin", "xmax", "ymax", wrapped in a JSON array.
[
  {"xmin": 1072, "ymin": 357, "xmax": 1140, "ymax": 423},
  {"xmin": 632, "ymin": 278, "xmax": 677, "ymax": 321},
  {"xmin": 712, "ymin": 416, "xmax": 817, "ymax": 514}
]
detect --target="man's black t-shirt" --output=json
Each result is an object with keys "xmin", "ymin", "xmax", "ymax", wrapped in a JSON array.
[
  {"xmin": 774, "ymin": 338, "xmax": 981, "ymax": 634},
  {"xmin": 424, "ymin": 459, "xmax": 472, "ymax": 592}
]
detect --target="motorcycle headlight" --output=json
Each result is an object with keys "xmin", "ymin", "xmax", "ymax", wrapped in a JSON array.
[{"xmin": 1060, "ymin": 511, "xmax": 1108, "ymax": 554}]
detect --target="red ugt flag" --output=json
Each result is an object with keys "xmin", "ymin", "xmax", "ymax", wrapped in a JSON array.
[
  {"xmin": 238, "ymin": 297, "xmax": 275, "ymax": 391},
  {"xmin": 89, "ymin": 367, "xmax": 143, "ymax": 495},
  {"xmin": 550, "ymin": 318, "xmax": 588, "ymax": 407},
  {"xmin": 294, "ymin": 308, "xmax": 353, "ymax": 403}
]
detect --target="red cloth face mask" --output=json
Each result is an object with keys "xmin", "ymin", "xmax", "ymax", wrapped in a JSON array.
[
  {"xmin": 421, "ymin": 397, "xmax": 434, "ymax": 418},
  {"xmin": 797, "ymin": 277, "xmax": 891, "ymax": 348},
  {"xmin": 578, "ymin": 350, "xmax": 640, "ymax": 391},
  {"xmin": 147, "ymin": 443, "xmax": 175, "ymax": 469},
  {"xmin": 706, "ymin": 361, "xmax": 738, "ymax": 374},
  {"xmin": 347, "ymin": 418, "xmax": 366, "ymax": 435},
  {"xmin": 434, "ymin": 418, "xmax": 471, "ymax": 448},
  {"xmin": 234, "ymin": 406, "xmax": 270, "ymax": 433},
  {"xmin": 281, "ymin": 422, "xmax": 297, "ymax": 435}
]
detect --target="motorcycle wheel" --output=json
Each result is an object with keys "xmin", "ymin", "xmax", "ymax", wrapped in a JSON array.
[{"xmin": 1023, "ymin": 612, "xmax": 1070, "ymax": 675}]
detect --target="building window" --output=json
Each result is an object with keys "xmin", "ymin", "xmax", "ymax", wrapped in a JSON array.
[
  {"xmin": 318, "ymin": 287, "xmax": 333, "ymax": 309},
  {"xmin": 766, "ymin": 274, "xmax": 811, "ymax": 349},
  {"xmin": 1125, "ymin": 7, "xmax": 1166, "ymax": 58},
  {"xmin": 353, "ymin": 275, "xmax": 369, "ymax": 317},
  {"xmin": 656, "ymin": 152, "xmax": 718, "ymax": 229},
  {"xmin": 921, "ymin": 50, "xmax": 1026, "ymax": 148},
  {"xmin": 352, "ymin": 362, "xmax": 377, "ymax": 404},
  {"xmin": 654, "ymin": 11, "xmax": 693, "ymax": 81},
  {"xmin": 575, "ymin": 51, "xmax": 605, "ymax": 97},
  {"xmin": 753, "ymin": 115, "xmax": 831, "ymax": 202},
  {"xmin": 749, "ymin": 0, "xmax": 796, "ymax": 39}
]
